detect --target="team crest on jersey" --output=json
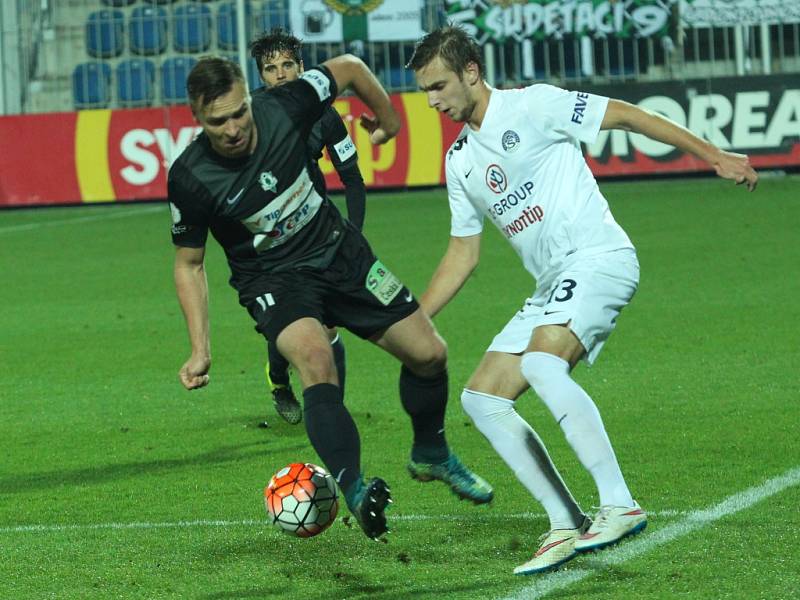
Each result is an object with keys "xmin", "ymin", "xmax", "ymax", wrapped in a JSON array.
[
  {"xmin": 502, "ymin": 130, "xmax": 520, "ymax": 153},
  {"xmin": 259, "ymin": 171, "xmax": 278, "ymax": 193},
  {"xmin": 485, "ymin": 164, "xmax": 507, "ymax": 194}
]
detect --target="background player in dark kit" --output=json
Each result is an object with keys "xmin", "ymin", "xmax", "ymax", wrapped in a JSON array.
[{"xmin": 249, "ymin": 28, "xmax": 367, "ymax": 427}]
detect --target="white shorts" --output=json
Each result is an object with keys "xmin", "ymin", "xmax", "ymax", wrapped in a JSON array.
[{"xmin": 487, "ymin": 249, "xmax": 639, "ymax": 364}]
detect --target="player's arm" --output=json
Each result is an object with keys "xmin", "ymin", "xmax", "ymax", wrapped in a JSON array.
[
  {"xmin": 420, "ymin": 234, "xmax": 481, "ymax": 318},
  {"xmin": 174, "ymin": 245, "xmax": 211, "ymax": 390},
  {"xmin": 601, "ymin": 99, "xmax": 758, "ymax": 191},
  {"xmin": 324, "ymin": 113, "xmax": 366, "ymax": 229},
  {"xmin": 322, "ymin": 54, "xmax": 400, "ymax": 145}
]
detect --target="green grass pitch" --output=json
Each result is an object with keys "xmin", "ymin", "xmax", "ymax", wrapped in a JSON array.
[{"xmin": 1, "ymin": 176, "xmax": 798, "ymax": 599}]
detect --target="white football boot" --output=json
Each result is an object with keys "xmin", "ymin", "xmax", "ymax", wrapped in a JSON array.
[
  {"xmin": 513, "ymin": 517, "xmax": 591, "ymax": 576},
  {"xmin": 574, "ymin": 502, "xmax": 647, "ymax": 553}
]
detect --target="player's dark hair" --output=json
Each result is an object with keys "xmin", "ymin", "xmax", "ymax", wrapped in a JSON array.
[
  {"xmin": 250, "ymin": 28, "xmax": 303, "ymax": 72},
  {"xmin": 187, "ymin": 57, "xmax": 245, "ymax": 110},
  {"xmin": 406, "ymin": 25, "xmax": 484, "ymax": 80}
]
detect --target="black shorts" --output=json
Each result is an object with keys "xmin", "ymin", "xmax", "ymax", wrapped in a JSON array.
[{"xmin": 238, "ymin": 227, "xmax": 419, "ymax": 342}]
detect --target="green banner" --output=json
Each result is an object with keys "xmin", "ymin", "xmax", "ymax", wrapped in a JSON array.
[{"xmin": 446, "ymin": 0, "xmax": 679, "ymax": 42}]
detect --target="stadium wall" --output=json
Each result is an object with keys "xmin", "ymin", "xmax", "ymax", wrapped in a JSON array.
[{"xmin": 1, "ymin": 76, "xmax": 797, "ymax": 207}]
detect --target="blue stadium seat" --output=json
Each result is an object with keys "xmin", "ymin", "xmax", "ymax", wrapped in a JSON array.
[
  {"xmin": 248, "ymin": 58, "xmax": 263, "ymax": 91},
  {"xmin": 85, "ymin": 10, "xmax": 125, "ymax": 59},
  {"xmin": 130, "ymin": 6, "xmax": 168, "ymax": 56},
  {"xmin": 72, "ymin": 62, "xmax": 112, "ymax": 109},
  {"xmin": 161, "ymin": 56, "xmax": 198, "ymax": 104},
  {"xmin": 173, "ymin": 4, "xmax": 212, "ymax": 53},
  {"xmin": 217, "ymin": 2, "xmax": 253, "ymax": 51},
  {"xmin": 259, "ymin": 0, "xmax": 289, "ymax": 30},
  {"xmin": 101, "ymin": 0, "xmax": 136, "ymax": 6},
  {"xmin": 387, "ymin": 67, "xmax": 416, "ymax": 89},
  {"xmin": 117, "ymin": 58, "xmax": 156, "ymax": 107}
]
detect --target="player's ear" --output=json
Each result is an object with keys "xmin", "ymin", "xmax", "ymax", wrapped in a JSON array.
[
  {"xmin": 299, "ymin": 60, "xmax": 304, "ymax": 73},
  {"xmin": 465, "ymin": 62, "xmax": 480, "ymax": 85}
]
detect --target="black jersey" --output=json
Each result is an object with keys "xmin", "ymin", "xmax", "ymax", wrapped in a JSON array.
[
  {"xmin": 309, "ymin": 106, "xmax": 358, "ymax": 174},
  {"xmin": 168, "ymin": 66, "xmax": 345, "ymax": 289},
  {"xmin": 308, "ymin": 105, "xmax": 365, "ymax": 230}
]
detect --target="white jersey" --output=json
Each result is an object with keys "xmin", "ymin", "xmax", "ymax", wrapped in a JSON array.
[{"xmin": 446, "ymin": 85, "xmax": 633, "ymax": 284}]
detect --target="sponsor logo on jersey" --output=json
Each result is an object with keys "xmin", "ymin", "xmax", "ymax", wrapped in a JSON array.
[
  {"xmin": 334, "ymin": 135, "xmax": 356, "ymax": 162},
  {"xmin": 485, "ymin": 164, "xmax": 507, "ymax": 194},
  {"xmin": 169, "ymin": 202, "xmax": 181, "ymax": 224},
  {"xmin": 501, "ymin": 205, "xmax": 544, "ymax": 240},
  {"xmin": 501, "ymin": 130, "xmax": 520, "ymax": 153},
  {"xmin": 489, "ymin": 181, "xmax": 535, "ymax": 218},
  {"xmin": 242, "ymin": 168, "xmax": 322, "ymax": 251},
  {"xmin": 571, "ymin": 92, "xmax": 590, "ymax": 124},
  {"xmin": 300, "ymin": 69, "xmax": 332, "ymax": 102},
  {"xmin": 259, "ymin": 171, "xmax": 278, "ymax": 193},
  {"xmin": 365, "ymin": 260, "xmax": 403, "ymax": 306}
]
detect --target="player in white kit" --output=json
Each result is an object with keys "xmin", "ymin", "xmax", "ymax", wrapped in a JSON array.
[{"xmin": 408, "ymin": 27, "xmax": 758, "ymax": 575}]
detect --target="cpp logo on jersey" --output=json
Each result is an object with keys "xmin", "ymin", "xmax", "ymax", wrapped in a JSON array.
[
  {"xmin": 259, "ymin": 171, "xmax": 278, "ymax": 193},
  {"xmin": 485, "ymin": 164, "xmax": 508, "ymax": 194},
  {"xmin": 501, "ymin": 130, "xmax": 520, "ymax": 153}
]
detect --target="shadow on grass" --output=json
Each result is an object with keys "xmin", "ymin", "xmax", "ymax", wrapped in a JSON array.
[{"xmin": 1, "ymin": 440, "xmax": 308, "ymax": 494}]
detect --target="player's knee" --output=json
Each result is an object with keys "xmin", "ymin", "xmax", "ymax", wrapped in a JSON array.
[
  {"xmin": 520, "ymin": 351, "xmax": 569, "ymax": 397},
  {"xmin": 461, "ymin": 388, "xmax": 485, "ymax": 420},
  {"xmin": 461, "ymin": 389, "xmax": 515, "ymax": 432},
  {"xmin": 293, "ymin": 344, "xmax": 336, "ymax": 384},
  {"xmin": 404, "ymin": 336, "xmax": 447, "ymax": 377}
]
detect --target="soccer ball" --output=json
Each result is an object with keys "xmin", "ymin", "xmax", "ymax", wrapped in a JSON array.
[{"xmin": 264, "ymin": 462, "xmax": 339, "ymax": 538}]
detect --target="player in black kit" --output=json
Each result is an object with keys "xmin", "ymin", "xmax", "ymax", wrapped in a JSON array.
[
  {"xmin": 167, "ymin": 55, "xmax": 493, "ymax": 540},
  {"xmin": 249, "ymin": 29, "xmax": 366, "ymax": 428}
]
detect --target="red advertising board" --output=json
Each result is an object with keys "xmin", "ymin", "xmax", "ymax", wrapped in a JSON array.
[{"xmin": 0, "ymin": 77, "xmax": 797, "ymax": 208}]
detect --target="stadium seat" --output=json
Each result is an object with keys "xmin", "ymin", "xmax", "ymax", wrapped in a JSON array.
[
  {"xmin": 161, "ymin": 56, "xmax": 198, "ymax": 104},
  {"xmin": 217, "ymin": 1, "xmax": 253, "ymax": 51},
  {"xmin": 116, "ymin": 58, "xmax": 156, "ymax": 107},
  {"xmin": 130, "ymin": 6, "xmax": 168, "ymax": 56},
  {"xmin": 85, "ymin": 9, "xmax": 125, "ymax": 59},
  {"xmin": 173, "ymin": 4, "xmax": 213, "ymax": 53},
  {"xmin": 101, "ymin": 0, "xmax": 137, "ymax": 6},
  {"xmin": 259, "ymin": 0, "xmax": 289, "ymax": 30},
  {"xmin": 248, "ymin": 58, "xmax": 263, "ymax": 91},
  {"xmin": 387, "ymin": 67, "xmax": 416, "ymax": 89},
  {"xmin": 608, "ymin": 39, "xmax": 637, "ymax": 76},
  {"xmin": 72, "ymin": 62, "xmax": 112, "ymax": 109}
]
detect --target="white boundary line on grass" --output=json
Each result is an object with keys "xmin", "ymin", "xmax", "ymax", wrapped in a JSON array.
[
  {"xmin": 0, "ymin": 510, "xmax": 689, "ymax": 535},
  {"xmin": 0, "ymin": 205, "xmax": 162, "ymax": 234},
  {"xmin": 500, "ymin": 466, "xmax": 800, "ymax": 600}
]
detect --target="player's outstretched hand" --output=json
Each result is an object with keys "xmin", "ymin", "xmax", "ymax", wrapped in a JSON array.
[
  {"xmin": 713, "ymin": 150, "xmax": 758, "ymax": 191},
  {"xmin": 179, "ymin": 354, "xmax": 210, "ymax": 390},
  {"xmin": 360, "ymin": 113, "xmax": 394, "ymax": 145}
]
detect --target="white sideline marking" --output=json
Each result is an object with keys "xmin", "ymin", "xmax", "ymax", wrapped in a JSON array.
[
  {"xmin": 500, "ymin": 466, "xmax": 800, "ymax": 600},
  {"xmin": 0, "ymin": 510, "xmax": 686, "ymax": 536},
  {"xmin": 0, "ymin": 205, "xmax": 162, "ymax": 234}
]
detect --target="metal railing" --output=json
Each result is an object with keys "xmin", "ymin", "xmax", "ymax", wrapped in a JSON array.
[{"xmin": 1, "ymin": 0, "xmax": 798, "ymax": 115}]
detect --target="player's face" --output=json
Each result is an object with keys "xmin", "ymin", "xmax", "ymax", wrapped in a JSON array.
[
  {"xmin": 260, "ymin": 51, "xmax": 303, "ymax": 87},
  {"xmin": 415, "ymin": 56, "xmax": 475, "ymax": 123},
  {"xmin": 195, "ymin": 81, "xmax": 256, "ymax": 159}
]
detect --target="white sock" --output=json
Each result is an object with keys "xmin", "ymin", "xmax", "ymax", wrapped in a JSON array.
[
  {"xmin": 520, "ymin": 351, "xmax": 635, "ymax": 507},
  {"xmin": 461, "ymin": 389, "xmax": 585, "ymax": 530}
]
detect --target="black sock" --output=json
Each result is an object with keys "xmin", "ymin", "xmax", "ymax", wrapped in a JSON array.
[
  {"xmin": 303, "ymin": 383, "xmax": 361, "ymax": 495},
  {"xmin": 399, "ymin": 366, "xmax": 449, "ymax": 464},
  {"xmin": 267, "ymin": 338, "xmax": 290, "ymax": 386},
  {"xmin": 331, "ymin": 335, "xmax": 346, "ymax": 392}
]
